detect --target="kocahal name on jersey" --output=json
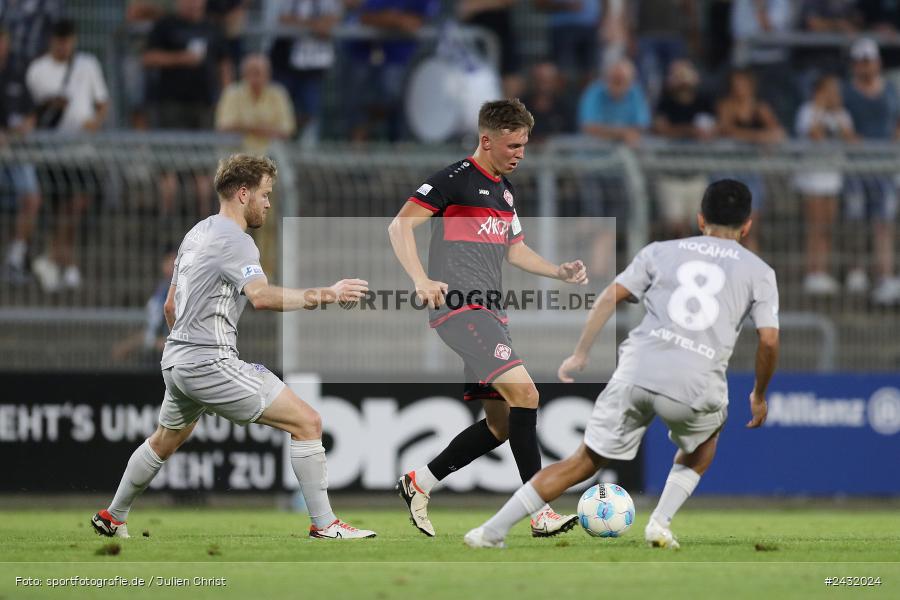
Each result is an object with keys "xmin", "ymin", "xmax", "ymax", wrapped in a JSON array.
[{"xmin": 678, "ymin": 240, "xmax": 740, "ymax": 260}]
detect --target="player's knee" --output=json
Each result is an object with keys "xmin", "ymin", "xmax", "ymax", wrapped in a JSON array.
[
  {"xmin": 513, "ymin": 384, "xmax": 539, "ymax": 408},
  {"xmin": 148, "ymin": 432, "xmax": 176, "ymax": 460},
  {"xmin": 293, "ymin": 405, "xmax": 322, "ymax": 440}
]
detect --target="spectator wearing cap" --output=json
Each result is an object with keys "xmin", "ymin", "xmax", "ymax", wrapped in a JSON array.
[
  {"xmin": 841, "ymin": 37, "xmax": 900, "ymax": 304},
  {"xmin": 857, "ymin": 0, "xmax": 900, "ymax": 66}
]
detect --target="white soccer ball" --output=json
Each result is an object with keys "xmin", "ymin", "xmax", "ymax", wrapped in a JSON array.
[{"xmin": 577, "ymin": 483, "xmax": 635, "ymax": 538}]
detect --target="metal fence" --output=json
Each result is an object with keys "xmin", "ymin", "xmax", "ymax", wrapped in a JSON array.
[{"xmin": 2, "ymin": 133, "xmax": 898, "ymax": 372}]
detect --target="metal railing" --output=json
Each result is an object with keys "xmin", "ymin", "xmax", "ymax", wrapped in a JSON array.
[{"xmin": 2, "ymin": 134, "xmax": 897, "ymax": 372}]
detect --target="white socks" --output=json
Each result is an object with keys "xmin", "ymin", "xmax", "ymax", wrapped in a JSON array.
[
  {"xmin": 651, "ymin": 464, "xmax": 701, "ymax": 527},
  {"xmin": 411, "ymin": 466, "xmax": 439, "ymax": 495},
  {"xmin": 290, "ymin": 439, "xmax": 337, "ymax": 528},
  {"xmin": 107, "ymin": 440, "xmax": 165, "ymax": 522},
  {"xmin": 482, "ymin": 481, "xmax": 545, "ymax": 540}
]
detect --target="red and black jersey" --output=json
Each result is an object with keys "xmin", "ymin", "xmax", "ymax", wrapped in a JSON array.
[{"xmin": 408, "ymin": 156, "xmax": 525, "ymax": 327}]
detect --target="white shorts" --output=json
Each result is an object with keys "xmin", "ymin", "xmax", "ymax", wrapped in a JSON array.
[
  {"xmin": 583, "ymin": 379, "xmax": 727, "ymax": 460},
  {"xmin": 159, "ymin": 358, "xmax": 285, "ymax": 429},
  {"xmin": 655, "ymin": 175, "xmax": 708, "ymax": 224}
]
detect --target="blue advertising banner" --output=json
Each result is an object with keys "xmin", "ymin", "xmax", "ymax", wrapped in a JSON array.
[{"xmin": 643, "ymin": 374, "xmax": 900, "ymax": 495}]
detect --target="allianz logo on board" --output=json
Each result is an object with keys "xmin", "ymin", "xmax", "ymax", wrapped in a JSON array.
[{"xmin": 765, "ymin": 387, "xmax": 900, "ymax": 435}]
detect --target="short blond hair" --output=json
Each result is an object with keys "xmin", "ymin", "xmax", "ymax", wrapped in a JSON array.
[{"xmin": 214, "ymin": 154, "xmax": 277, "ymax": 200}]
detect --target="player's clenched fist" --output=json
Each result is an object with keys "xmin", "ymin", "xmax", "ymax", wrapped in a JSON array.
[
  {"xmin": 415, "ymin": 278, "xmax": 449, "ymax": 309},
  {"xmin": 558, "ymin": 260, "xmax": 588, "ymax": 285},
  {"xmin": 327, "ymin": 279, "xmax": 369, "ymax": 304}
]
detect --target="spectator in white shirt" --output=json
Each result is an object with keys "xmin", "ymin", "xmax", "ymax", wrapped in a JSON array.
[
  {"xmin": 25, "ymin": 19, "xmax": 108, "ymax": 292},
  {"xmin": 26, "ymin": 18, "xmax": 108, "ymax": 132}
]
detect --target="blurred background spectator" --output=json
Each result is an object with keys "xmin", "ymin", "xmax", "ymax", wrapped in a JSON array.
[
  {"xmin": 841, "ymin": 37, "xmax": 900, "ymax": 304},
  {"xmin": 652, "ymin": 59, "xmax": 716, "ymax": 239},
  {"xmin": 716, "ymin": 67, "xmax": 784, "ymax": 252},
  {"xmin": 215, "ymin": 52, "xmax": 294, "ymax": 276},
  {"xmin": 793, "ymin": 72, "xmax": 856, "ymax": 297},
  {"xmin": 0, "ymin": 0, "xmax": 63, "ymax": 79},
  {"xmin": 0, "ymin": 26, "xmax": 39, "ymax": 286},
  {"xmin": 800, "ymin": 0, "xmax": 860, "ymax": 33},
  {"xmin": 520, "ymin": 60, "xmax": 575, "ymax": 144},
  {"xmin": 730, "ymin": 0, "xmax": 799, "ymax": 128},
  {"xmin": 343, "ymin": 0, "xmax": 438, "ymax": 141},
  {"xmin": 535, "ymin": 0, "xmax": 602, "ymax": 91},
  {"xmin": 26, "ymin": 19, "xmax": 107, "ymax": 293},
  {"xmin": 207, "ymin": 0, "xmax": 249, "ymax": 76},
  {"xmin": 270, "ymin": 0, "xmax": 342, "ymax": 145},
  {"xmin": 578, "ymin": 58, "xmax": 650, "ymax": 148},
  {"xmin": 457, "ymin": 0, "xmax": 521, "ymax": 97},
  {"xmin": 110, "ymin": 247, "xmax": 176, "ymax": 363},
  {"xmin": 143, "ymin": 0, "xmax": 231, "ymax": 130},
  {"xmin": 628, "ymin": 0, "xmax": 700, "ymax": 107},
  {"xmin": 144, "ymin": 0, "xmax": 228, "ymax": 217},
  {"xmin": 215, "ymin": 53, "xmax": 295, "ymax": 153}
]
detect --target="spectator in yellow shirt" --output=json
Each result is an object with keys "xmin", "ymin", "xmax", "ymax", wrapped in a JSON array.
[
  {"xmin": 215, "ymin": 53, "xmax": 295, "ymax": 153},
  {"xmin": 215, "ymin": 53, "xmax": 294, "ymax": 274}
]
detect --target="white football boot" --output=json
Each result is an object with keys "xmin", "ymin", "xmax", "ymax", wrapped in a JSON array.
[
  {"xmin": 644, "ymin": 517, "xmax": 680, "ymax": 549},
  {"xmin": 463, "ymin": 527, "xmax": 506, "ymax": 549},
  {"xmin": 397, "ymin": 472, "xmax": 436, "ymax": 537},
  {"xmin": 308, "ymin": 519, "xmax": 376, "ymax": 539},
  {"xmin": 91, "ymin": 510, "xmax": 131, "ymax": 539},
  {"xmin": 530, "ymin": 506, "xmax": 579, "ymax": 537}
]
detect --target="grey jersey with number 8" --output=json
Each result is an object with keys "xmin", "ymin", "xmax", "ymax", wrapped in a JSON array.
[
  {"xmin": 161, "ymin": 215, "xmax": 267, "ymax": 369},
  {"xmin": 612, "ymin": 235, "xmax": 779, "ymax": 412}
]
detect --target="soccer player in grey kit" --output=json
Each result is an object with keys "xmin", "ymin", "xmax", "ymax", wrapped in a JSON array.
[
  {"xmin": 465, "ymin": 179, "xmax": 780, "ymax": 549},
  {"xmin": 92, "ymin": 155, "xmax": 376, "ymax": 540}
]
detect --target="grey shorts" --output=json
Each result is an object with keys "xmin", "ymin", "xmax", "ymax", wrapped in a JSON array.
[
  {"xmin": 584, "ymin": 379, "xmax": 727, "ymax": 460},
  {"xmin": 159, "ymin": 358, "xmax": 286, "ymax": 429}
]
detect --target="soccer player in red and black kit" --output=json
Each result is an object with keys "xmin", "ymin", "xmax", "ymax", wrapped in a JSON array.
[{"xmin": 389, "ymin": 99, "xmax": 588, "ymax": 538}]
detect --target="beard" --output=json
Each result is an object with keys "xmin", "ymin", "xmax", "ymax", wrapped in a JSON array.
[{"xmin": 246, "ymin": 206, "xmax": 266, "ymax": 229}]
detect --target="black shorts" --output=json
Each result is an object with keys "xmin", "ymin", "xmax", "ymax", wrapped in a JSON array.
[{"xmin": 434, "ymin": 308, "xmax": 523, "ymax": 397}]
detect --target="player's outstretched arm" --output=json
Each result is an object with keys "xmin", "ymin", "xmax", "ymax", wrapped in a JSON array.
[
  {"xmin": 243, "ymin": 277, "xmax": 369, "ymax": 312},
  {"xmin": 506, "ymin": 241, "xmax": 588, "ymax": 284},
  {"xmin": 747, "ymin": 327, "xmax": 779, "ymax": 428},
  {"xmin": 558, "ymin": 282, "xmax": 633, "ymax": 382},
  {"xmin": 388, "ymin": 202, "xmax": 448, "ymax": 309}
]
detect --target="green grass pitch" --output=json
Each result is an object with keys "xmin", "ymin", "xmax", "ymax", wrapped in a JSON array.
[{"xmin": 1, "ymin": 506, "xmax": 897, "ymax": 599}]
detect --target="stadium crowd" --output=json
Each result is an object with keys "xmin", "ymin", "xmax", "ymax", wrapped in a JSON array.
[{"xmin": 2, "ymin": 0, "xmax": 900, "ymax": 305}]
